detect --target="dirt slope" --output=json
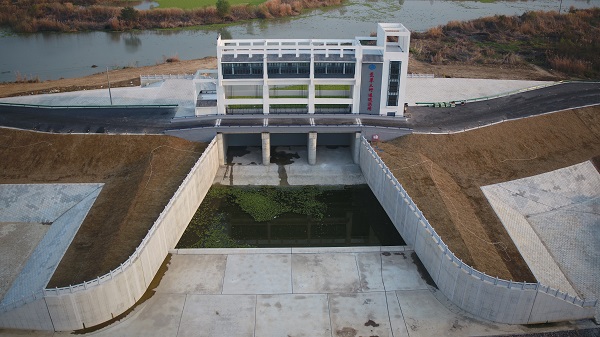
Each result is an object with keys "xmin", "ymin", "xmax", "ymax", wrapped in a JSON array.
[
  {"xmin": 0, "ymin": 128, "xmax": 206, "ymax": 286},
  {"xmin": 377, "ymin": 106, "xmax": 600, "ymax": 282}
]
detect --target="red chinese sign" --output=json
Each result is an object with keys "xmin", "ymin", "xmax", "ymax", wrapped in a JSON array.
[{"xmin": 367, "ymin": 71, "xmax": 374, "ymax": 111}]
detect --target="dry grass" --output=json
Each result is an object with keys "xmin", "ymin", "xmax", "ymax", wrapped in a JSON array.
[
  {"xmin": 376, "ymin": 106, "xmax": 600, "ymax": 282},
  {"xmin": 0, "ymin": 128, "xmax": 206, "ymax": 286},
  {"xmin": 0, "ymin": 0, "xmax": 344, "ymax": 33},
  {"xmin": 411, "ymin": 8, "xmax": 600, "ymax": 79}
]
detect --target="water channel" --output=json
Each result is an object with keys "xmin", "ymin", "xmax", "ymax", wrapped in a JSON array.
[
  {"xmin": 176, "ymin": 185, "xmax": 405, "ymax": 248},
  {"xmin": 1, "ymin": 0, "xmax": 595, "ymax": 83}
]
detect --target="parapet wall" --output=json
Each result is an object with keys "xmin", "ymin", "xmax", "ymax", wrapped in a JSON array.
[
  {"xmin": 0, "ymin": 138, "xmax": 220, "ymax": 331},
  {"xmin": 358, "ymin": 137, "xmax": 596, "ymax": 324}
]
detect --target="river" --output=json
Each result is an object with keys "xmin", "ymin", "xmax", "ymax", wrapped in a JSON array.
[{"xmin": 0, "ymin": 0, "xmax": 595, "ymax": 83}]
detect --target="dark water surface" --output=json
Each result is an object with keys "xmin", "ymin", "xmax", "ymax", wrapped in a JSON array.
[
  {"xmin": 1, "ymin": 0, "xmax": 596, "ymax": 82},
  {"xmin": 177, "ymin": 185, "xmax": 405, "ymax": 248}
]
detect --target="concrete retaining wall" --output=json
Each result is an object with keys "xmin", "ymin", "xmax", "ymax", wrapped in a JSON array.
[
  {"xmin": 0, "ymin": 138, "xmax": 220, "ymax": 331},
  {"xmin": 358, "ymin": 137, "xmax": 596, "ymax": 324}
]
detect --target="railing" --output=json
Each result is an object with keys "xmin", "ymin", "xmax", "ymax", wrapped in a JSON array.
[
  {"xmin": 359, "ymin": 137, "xmax": 597, "ymax": 311},
  {"xmin": 0, "ymin": 102, "xmax": 178, "ymax": 109},
  {"xmin": 140, "ymin": 74, "xmax": 194, "ymax": 80},
  {"xmin": 407, "ymin": 73, "xmax": 434, "ymax": 78}
]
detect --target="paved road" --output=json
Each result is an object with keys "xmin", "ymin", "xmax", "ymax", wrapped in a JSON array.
[
  {"xmin": 408, "ymin": 81, "xmax": 600, "ymax": 133},
  {"xmin": 0, "ymin": 82, "xmax": 598, "ymax": 137}
]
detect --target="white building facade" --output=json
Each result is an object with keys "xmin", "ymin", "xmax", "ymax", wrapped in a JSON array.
[{"xmin": 211, "ymin": 23, "xmax": 410, "ymax": 117}]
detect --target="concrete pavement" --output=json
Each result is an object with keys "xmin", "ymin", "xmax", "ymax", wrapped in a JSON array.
[
  {"xmin": 4, "ymin": 247, "xmax": 595, "ymax": 337},
  {"xmin": 482, "ymin": 161, "xmax": 600, "ymax": 321},
  {"xmin": 0, "ymin": 184, "xmax": 103, "ymax": 306}
]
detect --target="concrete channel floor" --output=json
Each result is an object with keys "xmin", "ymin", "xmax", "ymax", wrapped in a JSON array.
[
  {"xmin": 214, "ymin": 146, "xmax": 365, "ymax": 186},
  {"xmin": 3, "ymin": 247, "xmax": 597, "ymax": 337}
]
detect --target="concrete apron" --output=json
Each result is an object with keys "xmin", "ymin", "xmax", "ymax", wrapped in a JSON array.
[
  {"xmin": 214, "ymin": 146, "xmax": 365, "ymax": 186},
  {"xmin": 80, "ymin": 247, "xmax": 599, "ymax": 337}
]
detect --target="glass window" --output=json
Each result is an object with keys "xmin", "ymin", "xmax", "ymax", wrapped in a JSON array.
[{"xmin": 386, "ymin": 61, "xmax": 401, "ymax": 106}]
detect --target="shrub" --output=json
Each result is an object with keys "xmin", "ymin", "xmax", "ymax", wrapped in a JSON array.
[{"xmin": 216, "ymin": 0, "xmax": 231, "ymax": 18}]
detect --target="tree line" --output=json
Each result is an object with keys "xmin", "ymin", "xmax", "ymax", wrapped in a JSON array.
[{"xmin": 0, "ymin": 0, "xmax": 344, "ymax": 33}]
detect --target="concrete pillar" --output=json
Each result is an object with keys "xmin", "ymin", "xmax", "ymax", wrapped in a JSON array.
[
  {"xmin": 216, "ymin": 133, "xmax": 227, "ymax": 166},
  {"xmin": 308, "ymin": 132, "xmax": 317, "ymax": 165},
  {"xmin": 261, "ymin": 132, "xmax": 270, "ymax": 166},
  {"xmin": 350, "ymin": 132, "xmax": 361, "ymax": 164}
]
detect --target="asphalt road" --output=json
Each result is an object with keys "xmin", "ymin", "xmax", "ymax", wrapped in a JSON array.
[
  {"xmin": 408, "ymin": 81, "xmax": 600, "ymax": 133},
  {"xmin": 0, "ymin": 82, "xmax": 598, "ymax": 137}
]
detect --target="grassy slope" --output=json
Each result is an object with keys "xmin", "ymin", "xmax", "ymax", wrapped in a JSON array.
[
  {"xmin": 0, "ymin": 129, "xmax": 206, "ymax": 286},
  {"xmin": 377, "ymin": 106, "xmax": 600, "ymax": 282},
  {"xmin": 411, "ymin": 8, "xmax": 600, "ymax": 79},
  {"xmin": 156, "ymin": 0, "xmax": 264, "ymax": 9}
]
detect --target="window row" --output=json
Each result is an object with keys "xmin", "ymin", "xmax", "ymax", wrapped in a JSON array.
[{"xmin": 221, "ymin": 62, "xmax": 356, "ymax": 79}]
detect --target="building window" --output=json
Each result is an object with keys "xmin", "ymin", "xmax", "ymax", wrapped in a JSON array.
[
  {"xmin": 267, "ymin": 62, "xmax": 310, "ymax": 78},
  {"xmin": 222, "ymin": 63, "xmax": 263, "ymax": 79},
  {"xmin": 386, "ymin": 61, "xmax": 401, "ymax": 106},
  {"xmin": 314, "ymin": 62, "xmax": 355, "ymax": 78}
]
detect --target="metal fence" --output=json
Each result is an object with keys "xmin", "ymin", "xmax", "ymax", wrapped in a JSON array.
[{"xmin": 140, "ymin": 74, "xmax": 194, "ymax": 81}]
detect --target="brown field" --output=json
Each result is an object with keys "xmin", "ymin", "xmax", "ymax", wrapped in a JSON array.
[
  {"xmin": 0, "ymin": 128, "xmax": 206, "ymax": 286},
  {"xmin": 376, "ymin": 106, "xmax": 600, "ymax": 282},
  {"xmin": 411, "ymin": 8, "xmax": 600, "ymax": 79}
]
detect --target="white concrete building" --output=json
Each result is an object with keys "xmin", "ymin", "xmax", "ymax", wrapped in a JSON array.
[{"xmin": 195, "ymin": 23, "xmax": 410, "ymax": 117}]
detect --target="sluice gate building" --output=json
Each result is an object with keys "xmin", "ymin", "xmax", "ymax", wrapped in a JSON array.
[{"xmin": 196, "ymin": 23, "xmax": 410, "ymax": 117}]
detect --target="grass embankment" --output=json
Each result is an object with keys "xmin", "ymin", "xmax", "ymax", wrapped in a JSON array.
[
  {"xmin": 157, "ymin": 0, "xmax": 264, "ymax": 9},
  {"xmin": 0, "ymin": 128, "xmax": 206, "ymax": 286},
  {"xmin": 0, "ymin": 0, "xmax": 343, "ymax": 32},
  {"xmin": 411, "ymin": 8, "xmax": 600, "ymax": 79},
  {"xmin": 376, "ymin": 106, "xmax": 600, "ymax": 282}
]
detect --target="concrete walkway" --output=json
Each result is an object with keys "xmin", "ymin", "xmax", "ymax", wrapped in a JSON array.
[
  {"xmin": 482, "ymin": 161, "xmax": 600, "ymax": 321},
  {"xmin": 0, "ymin": 184, "xmax": 103, "ymax": 307},
  {"xmin": 405, "ymin": 78, "xmax": 555, "ymax": 106}
]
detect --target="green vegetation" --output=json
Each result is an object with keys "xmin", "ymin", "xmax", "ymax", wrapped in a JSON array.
[
  {"xmin": 0, "ymin": 0, "xmax": 345, "ymax": 32},
  {"xmin": 315, "ymin": 104, "xmax": 350, "ymax": 108},
  {"xmin": 156, "ymin": 0, "xmax": 262, "ymax": 9},
  {"xmin": 411, "ymin": 8, "xmax": 600, "ymax": 78},
  {"xmin": 227, "ymin": 104, "xmax": 263, "ymax": 109},
  {"xmin": 315, "ymin": 84, "xmax": 350, "ymax": 90},
  {"xmin": 230, "ymin": 186, "xmax": 326, "ymax": 221},
  {"xmin": 269, "ymin": 104, "xmax": 308, "ymax": 108},
  {"xmin": 272, "ymin": 84, "xmax": 308, "ymax": 90},
  {"xmin": 177, "ymin": 185, "xmax": 253, "ymax": 248},
  {"xmin": 216, "ymin": 0, "xmax": 231, "ymax": 17},
  {"xmin": 177, "ymin": 185, "xmax": 327, "ymax": 248}
]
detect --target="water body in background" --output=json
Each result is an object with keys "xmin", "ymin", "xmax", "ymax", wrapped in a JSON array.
[{"xmin": 0, "ymin": 0, "xmax": 595, "ymax": 82}]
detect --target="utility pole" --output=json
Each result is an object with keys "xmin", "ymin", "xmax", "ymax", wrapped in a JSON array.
[
  {"xmin": 106, "ymin": 66, "xmax": 113, "ymax": 105},
  {"xmin": 559, "ymin": 0, "xmax": 563, "ymax": 14}
]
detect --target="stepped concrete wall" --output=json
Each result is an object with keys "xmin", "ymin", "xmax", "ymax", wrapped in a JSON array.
[
  {"xmin": 0, "ymin": 138, "xmax": 219, "ymax": 331},
  {"xmin": 358, "ymin": 137, "xmax": 596, "ymax": 324}
]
